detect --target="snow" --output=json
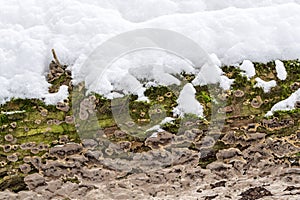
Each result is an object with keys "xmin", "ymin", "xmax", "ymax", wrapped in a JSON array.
[
  {"xmin": 146, "ymin": 117, "xmax": 175, "ymax": 135},
  {"xmin": 275, "ymin": 60, "xmax": 287, "ymax": 80},
  {"xmin": 254, "ymin": 78, "xmax": 277, "ymax": 93},
  {"xmin": 173, "ymin": 83, "xmax": 203, "ymax": 117},
  {"xmin": 219, "ymin": 75, "xmax": 234, "ymax": 91},
  {"xmin": 160, "ymin": 117, "xmax": 175, "ymax": 124},
  {"xmin": 44, "ymin": 85, "xmax": 69, "ymax": 105},
  {"xmin": 209, "ymin": 53, "xmax": 222, "ymax": 67},
  {"xmin": 146, "ymin": 126, "xmax": 164, "ymax": 135},
  {"xmin": 87, "ymin": 50, "xmax": 195, "ymax": 100},
  {"xmin": 239, "ymin": 60, "xmax": 256, "ymax": 79},
  {"xmin": 192, "ymin": 55, "xmax": 234, "ymax": 91},
  {"xmin": 1, "ymin": 110, "xmax": 25, "ymax": 115},
  {"xmin": 192, "ymin": 63, "xmax": 223, "ymax": 86},
  {"xmin": 266, "ymin": 88, "xmax": 300, "ymax": 116},
  {"xmin": 1, "ymin": 0, "xmax": 300, "ymax": 115}
]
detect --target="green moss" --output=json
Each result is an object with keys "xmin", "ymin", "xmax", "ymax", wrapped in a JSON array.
[
  {"xmin": 198, "ymin": 150, "xmax": 217, "ymax": 169},
  {"xmin": 254, "ymin": 61, "xmax": 276, "ymax": 81},
  {"xmin": 0, "ymin": 175, "xmax": 27, "ymax": 192},
  {"xmin": 161, "ymin": 121, "xmax": 180, "ymax": 134},
  {"xmin": 231, "ymin": 74, "xmax": 251, "ymax": 90},
  {"xmin": 213, "ymin": 141, "xmax": 230, "ymax": 151},
  {"xmin": 63, "ymin": 176, "xmax": 80, "ymax": 184},
  {"xmin": 180, "ymin": 72, "xmax": 196, "ymax": 83},
  {"xmin": 197, "ymin": 91, "xmax": 212, "ymax": 103},
  {"xmin": 98, "ymin": 118, "xmax": 116, "ymax": 128},
  {"xmin": 129, "ymin": 99, "xmax": 151, "ymax": 122},
  {"xmin": 0, "ymin": 114, "xmax": 8, "ymax": 126}
]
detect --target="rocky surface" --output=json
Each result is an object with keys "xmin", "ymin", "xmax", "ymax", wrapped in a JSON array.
[{"xmin": 0, "ymin": 58, "xmax": 299, "ymax": 199}]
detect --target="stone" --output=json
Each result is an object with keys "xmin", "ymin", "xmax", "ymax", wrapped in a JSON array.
[
  {"xmin": 294, "ymin": 101, "xmax": 300, "ymax": 108},
  {"xmin": 206, "ymin": 162, "xmax": 232, "ymax": 171},
  {"xmin": 19, "ymin": 164, "xmax": 32, "ymax": 174},
  {"xmin": 7, "ymin": 154, "xmax": 18, "ymax": 162},
  {"xmin": 56, "ymin": 102, "xmax": 70, "ymax": 112},
  {"xmin": 24, "ymin": 173, "xmax": 46, "ymax": 190},
  {"xmin": 10, "ymin": 122, "xmax": 17, "ymax": 129},
  {"xmin": 59, "ymin": 135, "xmax": 69, "ymax": 144},
  {"xmin": 113, "ymin": 130, "xmax": 127, "ymax": 138},
  {"xmin": 239, "ymin": 186, "xmax": 272, "ymax": 200},
  {"xmin": 118, "ymin": 141, "xmax": 131, "ymax": 151},
  {"xmin": 4, "ymin": 134, "xmax": 14, "ymax": 142},
  {"xmin": 250, "ymin": 96, "xmax": 263, "ymax": 108},
  {"xmin": 79, "ymin": 110, "xmax": 89, "ymax": 120},
  {"xmin": 30, "ymin": 156, "xmax": 42, "ymax": 169},
  {"xmin": 145, "ymin": 131, "xmax": 174, "ymax": 149},
  {"xmin": 218, "ymin": 106, "xmax": 234, "ymax": 113},
  {"xmin": 216, "ymin": 148, "xmax": 242, "ymax": 160},
  {"xmin": 30, "ymin": 147, "xmax": 40, "ymax": 154},
  {"xmin": 3, "ymin": 145, "xmax": 11, "ymax": 153},
  {"xmin": 82, "ymin": 139, "xmax": 98, "ymax": 149},
  {"xmin": 84, "ymin": 150, "xmax": 103, "ymax": 161},
  {"xmin": 234, "ymin": 89, "xmax": 244, "ymax": 97},
  {"xmin": 46, "ymin": 180, "xmax": 62, "ymax": 193},
  {"xmin": 65, "ymin": 115, "xmax": 74, "ymax": 124},
  {"xmin": 49, "ymin": 143, "xmax": 83, "ymax": 158}
]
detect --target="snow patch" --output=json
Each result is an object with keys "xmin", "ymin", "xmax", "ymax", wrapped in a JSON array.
[
  {"xmin": 192, "ymin": 63, "xmax": 222, "ymax": 86},
  {"xmin": 1, "ymin": 1, "xmax": 300, "ymax": 105},
  {"xmin": 1, "ymin": 110, "xmax": 26, "ymax": 115},
  {"xmin": 44, "ymin": 85, "xmax": 69, "ymax": 105},
  {"xmin": 160, "ymin": 117, "xmax": 175, "ymax": 124},
  {"xmin": 266, "ymin": 88, "xmax": 300, "ymax": 116},
  {"xmin": 146, "ymin": 117, "xmax": 175, "ymax": 134},
  {"xmin": 173, "ymin": 83, "xmax": 203, "ymax": 117},
  {"xmin": 210, "ymin": 53, "xmax": 222, "ymax": 67},
  {"xmin": 275, "ymin": 60, "xmax": 287, "ymax": 80},
  {"xmin": 239, "ymin": 60, "xmax": 256, "ymax": 79},
  {"xmin": 220, "ymin": 75, "xmax": 234, "ymax": 91},
  {"xmin": 192, "ymin": 55, "xmax": 233, "ymax": 90},
  {"xmin": 85, "ymin": 50, "xmax": 194, "ymax": 100},
  {"xmin": 147, "ymin": 126, "xmax": 164, "ymax": 135},
  {"xmin": 254, "ymin": 78, "xmax": 277, "ymax": 93}
]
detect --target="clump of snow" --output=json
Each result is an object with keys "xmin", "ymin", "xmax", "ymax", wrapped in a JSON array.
[
  {"xmin": 239, "ymin": 60, "xmax": 256, "ymax": 79},
  {"xmin": 44, "ymin": 85, "xmax": 69, "ymax": 105},
  {"xmin": 88, "ymin": 50, "xmax": 195, "ymax": 100},
  {"xmin": 192, "ymin": 63, "xmax": 223, "ymax": 86},
  {"xmin": 2, "ymin": 1, "xmax": 300, "ymax": 105},
  {"xmin": 173, "ymin": 83, "xmax": 203, "ymax": 117},
  {"xmin": 146, "ymin": 126, "xmax": 164, "ymax": 135},
  {"xmin": 209, "ymin": 53, "xmax": 222, "ymax": 67},
  {"xmin": 254, "ymin": 78, "xmax": 277, "ymax": 93},
  {"xmin": 160, "ymin": 117, "xmax": 175, "ymax": 124},
  {"xmin": 0, "ymin": 72, "xmax": 56, "ymax": 105},
  {"xmin": 146, "ymin": 117, "xmax": 175, "ymax": 134},
  {"xmin": 109, "ymin": 0, "xmax": 300, "ymax": 22},
  {"xmin": 149, "ymin": 132, "xmax": 159, "ymax": 138},
  {"xmin": 275, "ymin": 60, "xmax": 287, "ymax": 80},
  {"xmin": 219, "ymin": 75, "xmax": 234, "ymax": 91},
  {"xmin": 266, "ymin": 88, "xmax": 300, "ymax": 116},
  {"xmin": 210, "ymin": 53, "xmax": 234, "ymax": 90},
  {"xmin": 192, "ymin": 55, "xmax": 233, "ymax": 91}
]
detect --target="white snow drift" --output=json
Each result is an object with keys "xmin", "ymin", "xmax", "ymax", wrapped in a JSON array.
[
  {"xmin": 275, "ymin": 60, "xmax": 287, "ymax": 80},
  {"xmin": 239, "ymin": 60, "xmax": 256, "ymax": 79},
  {"xmin": 1, "ymin": 0, "xmax": 300, "ymax": 116},
  {"xmin": 173, "ymin": 83, "xmax": 203, "ymax": 117},
  {"xmin": 266, "ymin": 88, "xmax": 300, "ymax": 116},
  {"xmin": 254, "ymin": 78, "xmax": 277, "ymax": 93}
]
